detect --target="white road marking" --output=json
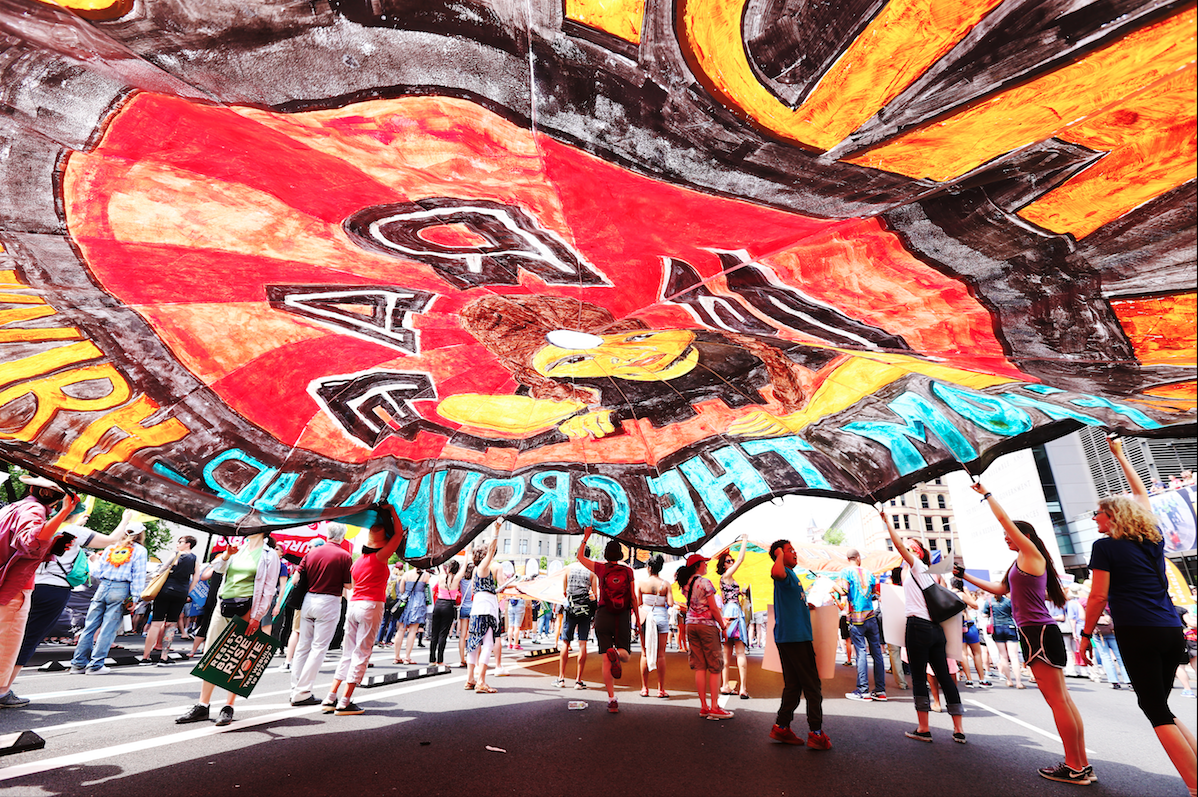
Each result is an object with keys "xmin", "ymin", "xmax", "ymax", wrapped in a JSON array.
[
  {"xmin": 965, "ymin": 698, "xmax": 1096, "ymax": 754},
  {"xmin": 0, "ymin": 658, "xmax": 548, "ymax": 781}
]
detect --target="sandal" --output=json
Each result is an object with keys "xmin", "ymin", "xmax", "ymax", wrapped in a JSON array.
[
  {"xmin": 640, "ymin": 688, "xmax": 650, "ymax": 697},
  {"xmin": 475, "ymin": 684, "xmax": 498, "ymax": 694},
  {"xmin": 656, "ymin": 690, "xmax": 670, "ymax": 699},
  {"xmin": 718, "ymin": 687, "xmax": 734, "ymax": 695},
  {"xmin": 464, "ymin": 682, "xmax": 476, "ymax": 691}
]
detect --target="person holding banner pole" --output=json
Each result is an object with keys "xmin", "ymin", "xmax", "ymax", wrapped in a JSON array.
[
  {"xmin": 960, "ymin": 483, "xmax": 1089, "ymax": 785},
  {"xmin": 323, "ymin": 514, "xmax": 407, "ymax": 716},
  {"xmin": 1078, "ymin": 437, "xmax": 1195, "ymax": 797},
  {"xmin": 176, "ymin": 530, "xmax": 279, "ymax": 727},
  {"xmin": 882, "ymin": 511, "xmax": 966, "ymax": 745}
]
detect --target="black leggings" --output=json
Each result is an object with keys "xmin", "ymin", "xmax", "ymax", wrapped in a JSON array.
[
  {"xmin": 906, "ymin": 616, "xmax": 964, "ymax": 716},
  {"xmin": 1115, "ymin": 625, "xmax": 1185, "ymax": 727},
  {"xmin": 428, "ymin": 599, "xmax": 456, "ymax": 664}
]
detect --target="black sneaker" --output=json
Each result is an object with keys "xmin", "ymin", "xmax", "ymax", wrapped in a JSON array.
[
  {"xmin": 291, "ymin": 695, "xmax": 321, "ymax": 706},
  {"xmin": 176, "ymin": 704, "xmax": 210, "ymax": 724},
  {"xmin": 321, "ymin": 697, "xmax": 338, "ymax": 714},
  {"xmin": 215, "ymin": 706, "xmax": 234, "ymax": 727},
  {"xmin": 1038, "ymin": 762, "xmax": 1090, "ymax": 784},
  {"xmin": 335, "ymin": 702, "xmax": 365, "ymax": 716}
]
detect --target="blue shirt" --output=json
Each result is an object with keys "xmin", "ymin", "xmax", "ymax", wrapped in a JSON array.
[
  {"xmin": 840, "ymin": 566, "xmax": 876, "ymax": 612},
  {"xmin": 773, "ymin": 567, "xmax": 813, "ymax": 643},
  {"xmin": 1090, "ymin": 536, "xmax": 1180, "ymax": 628},
  {"xmin": 93, "ymin": 541, "xmax": 147, "ymax": 596}
]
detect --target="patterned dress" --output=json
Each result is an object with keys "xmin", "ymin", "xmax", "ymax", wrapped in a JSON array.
[{"xmin": 466, "ymin": 573, "xmax": 499, "ymax": 652}]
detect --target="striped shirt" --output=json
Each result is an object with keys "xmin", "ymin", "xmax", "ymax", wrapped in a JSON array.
[{"xmin": 92, "ymin": 541, "xmax": 148, "ymax": 596}]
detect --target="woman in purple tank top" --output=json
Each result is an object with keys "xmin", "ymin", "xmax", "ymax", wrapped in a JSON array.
[{"xmin": 956, "ymin": 482, "xmax": 1091, "ymax": 786}]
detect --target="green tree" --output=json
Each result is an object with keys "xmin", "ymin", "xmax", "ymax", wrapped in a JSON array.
[{"xmin": 822, "ymin": 528, "xmax": 846, "ymax": 546}]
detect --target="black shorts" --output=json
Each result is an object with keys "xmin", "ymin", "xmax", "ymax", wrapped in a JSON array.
[
  {"xmin": 152, "ymin": 594, "xmax": 188, "ymax": 624},
  {"xmin": 561, "ymin": 610, "xmax": 592, "ymax": 644},
  {"xmin": 1018, "ymin": 624, "xmax": 1067, "ymax": 669},
  {"xmin": 594, "ymin": 607, "xmax": 632, "ymax": 654}
]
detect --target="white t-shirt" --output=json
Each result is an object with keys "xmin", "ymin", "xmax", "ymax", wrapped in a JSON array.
[
  {"xmin": 34, "ymin": 526, "xmax": 96, "ymax": 589},
  {"xmin": 902, "ymin": 559, "xmax": 933, "ymax": 621}
]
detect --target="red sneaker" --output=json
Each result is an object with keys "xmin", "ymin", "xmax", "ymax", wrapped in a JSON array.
[
  {"xmin": 706, "ymin": 707, "xmax": 735, "ymax": 721},
  {"xmin": 606, "ymin": 647, "xmax": 622, "ymax": 679},
  {"xmin": 807, "ymin": 730, "xmax": 832, "ymax": 750},
  {"xmin": 770, "ymin": 725, "xmax": 803, "ymax": 745}
]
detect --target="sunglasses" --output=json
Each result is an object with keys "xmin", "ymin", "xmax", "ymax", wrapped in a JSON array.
[{"xmin": 1090, "ymin": 509, "xmax": 1106, "ymax": 520}]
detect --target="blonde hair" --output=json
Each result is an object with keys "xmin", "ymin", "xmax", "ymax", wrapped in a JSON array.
[{"xmin": 1098, "ymin": 496, "xmax": 1161, "ymax": 544}]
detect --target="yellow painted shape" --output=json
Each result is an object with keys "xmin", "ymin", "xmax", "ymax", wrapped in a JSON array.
[
  {"xmin": 847, "ymin": 7, "xmax": 1197, "ymax": 181},
  {"xmin": 0, "ymin": 362, "xmax": 132, "ymax": 443},
  {"xmin": 0, "ymin": 306, "xmax": 81, "ymax": 342},
  {"xmin": 56, "ymin": 395, "xmax": 188, "ymax": 476},
  {"xmin": 1129, "ymin": 381, "xmax": 1196, "ymax": 413},
  {"xmin": 731, "ymin": 352, "xmax": 1018, "ymax": 436},
  {"xmin": 437, "ymin": 394, "xmax": 585, "ymax": 435},
  {"xmin": 1019, "ymin": 65, "xmax": 1197, "ymax": 238},
  {"xmin": 1110, "ymin": 293, "xmax": 1197, "ymax": 367},
  {"xmin": 791, "ymin": 0, "xmax": 1005, "ymax": 150},
  {"xmin": 0, "ymin": 294, "xmax": 47, "ymax": 304},
  {"xmin": 565, "ymin": 0, "xmax": 645, "ymax": 44},
  {"xmin": 35, "ymin": 0, "xmax": 132, "ymax": 19},
  {"xmin": 0, "ymin": 340, "xmax": 104, "ymax": 390},
  {"xmin": 679, "ymin": 0, "xmax": 998, "ymax": 150}
]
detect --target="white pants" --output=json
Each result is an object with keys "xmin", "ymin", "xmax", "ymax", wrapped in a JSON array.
[
  {"xmin": 333, "ymin": 600, "xmax": 385, "ymax": 686},
  {"xmin": 291, "ymin": 593, "xmax": 341, "ymax": 700}
]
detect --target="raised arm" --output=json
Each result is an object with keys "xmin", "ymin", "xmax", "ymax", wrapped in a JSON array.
[
  {"xmin": 1110, "ymin": 437, "xmax": 1152, "ymax": 512},
  {"xmin": 881, "ymin": 510, "xmax": 916, "ymax": 567},
  {"xmin": 376, "ymin": 509, "xmax": 408, "ymax": 563},
  {"xmin": 971, "ymin": 482, "xmax": 1044, "ymax": 577},
  {"xmin": 38, "ymin": 492, "xmax": 80, "ymax": 541},
  {"xmin": 723, "ymin": 534, "xmax": 748, "ymax": 579},
  {"xmin": 576, "ymin": 527, "xmax": 596, "ymax": 573},
  {"xmin": 477, "ymin": 521, "xmax": 500, "ymax": 576}
]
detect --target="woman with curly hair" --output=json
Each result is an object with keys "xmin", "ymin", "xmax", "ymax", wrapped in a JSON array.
[{"xmin": 1079, "ymin": 437, "xmax": 1195, "ymax": 796}]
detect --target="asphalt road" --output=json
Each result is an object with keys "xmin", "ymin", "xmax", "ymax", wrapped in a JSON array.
[{"xmin": 0, "ymin": 639, "xmax": 1193, "ymax": 797}]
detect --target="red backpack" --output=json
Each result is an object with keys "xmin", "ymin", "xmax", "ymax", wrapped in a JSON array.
[{"xmin": 600, "ymin": 563, "xmax": 632, "ymax": 611}]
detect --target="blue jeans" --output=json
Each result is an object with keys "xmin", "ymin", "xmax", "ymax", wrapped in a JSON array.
[
  {"xmin": 1092, "ymin": 633, "xmax": 1128, "ymax": 684},
  {"xmin": 539, "ymin": 607, "xmax": 552, "ymax": 636},
  {"xmin": 71, "ymin": 579, "xmax": 130, "ymax": 670},
  {"xmin": 849, "ymin": 615, "xmax": 886, "ymax": 694}
]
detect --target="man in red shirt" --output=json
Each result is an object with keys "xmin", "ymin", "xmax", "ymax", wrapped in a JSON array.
[{"xmin": 290, "ymin": 523, "xmax": 353, "ymax": 706}]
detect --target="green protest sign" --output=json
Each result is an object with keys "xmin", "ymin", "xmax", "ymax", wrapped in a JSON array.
[{"xmin": 190, "ymin": 616, "xmax": 280, "ymax": 697}]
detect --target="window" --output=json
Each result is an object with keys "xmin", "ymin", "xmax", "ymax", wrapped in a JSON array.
[
  {"xmin": 556, "ymin": 542, "xmax": 562, "ymax": 557},
  {"xmin": 903, "ymin": 515, "xmax": 911, "ymax": 530},
  {"xmin": 929, "ymin": 538, "xmax": 938, "ymax": 550},
  {"xmin": 941, "ymin": 517, "xmax": 952, "ymax": 533},
  {"xmin": 519, "ymin": 538, "xmax": 529, "ymax": 555},
  {"xmin": 937, "ymin": 495, "xmax": 946, "ymax": 509},
  {"xmin": 502, "ymin": 539, "xmax": 510, "ymax": 553},
  {"xmin": 920, "ymin": 494, "xmax": 929, "ymax": 509},
  {"xmin": 899, "ymin": 495, "xmax": 907, "ymax": 506},
  {"xmin": 892, "ymin": 515, "xmax": 901, "ymax": 528},
  {"xmin": 924, "ymin": 516, "xmax": 934, "ymax": 532},
  {"xmin": 933, "ymin": 477, "xmax": 942, "ymax": 485},
  {"xmin": 889, "ymin": 498, "xmax": 898, "ymax": 506},
  {"xmin": 537, "ymin": 540, "xmax": 543, "ymax": 554}
]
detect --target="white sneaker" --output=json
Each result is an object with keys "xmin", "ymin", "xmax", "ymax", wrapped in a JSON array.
[{"xmin": 85, "ymin": 666, "xmax": 111, "ymax": 675}]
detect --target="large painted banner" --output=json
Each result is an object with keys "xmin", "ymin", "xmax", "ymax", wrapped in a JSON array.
[{"xmin": 0, "ymin": 0, "xmax": 1193, "ymax": 563}]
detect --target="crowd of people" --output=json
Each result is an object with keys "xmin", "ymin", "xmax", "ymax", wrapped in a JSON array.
[{"xmin": 0, "ymin": 440, "xmax": 1195, "ymax": 794}]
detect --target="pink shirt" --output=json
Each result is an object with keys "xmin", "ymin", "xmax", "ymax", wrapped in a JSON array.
[
  {"xmin": 351, "ymin": 552, "xmax": 388, "ymax": 602},
  {"xmin": 0, "ymin": 499, "xmax": 50, "ymax": 604}
]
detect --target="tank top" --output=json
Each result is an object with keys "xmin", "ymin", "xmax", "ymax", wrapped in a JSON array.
[
  {"xmin": 566, "ymin": 564, "xmax": 591, "ymax": 603},
  {"xmin": 1007, "ymin": 563, "xmax": 1055, "ymax": 627}
]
